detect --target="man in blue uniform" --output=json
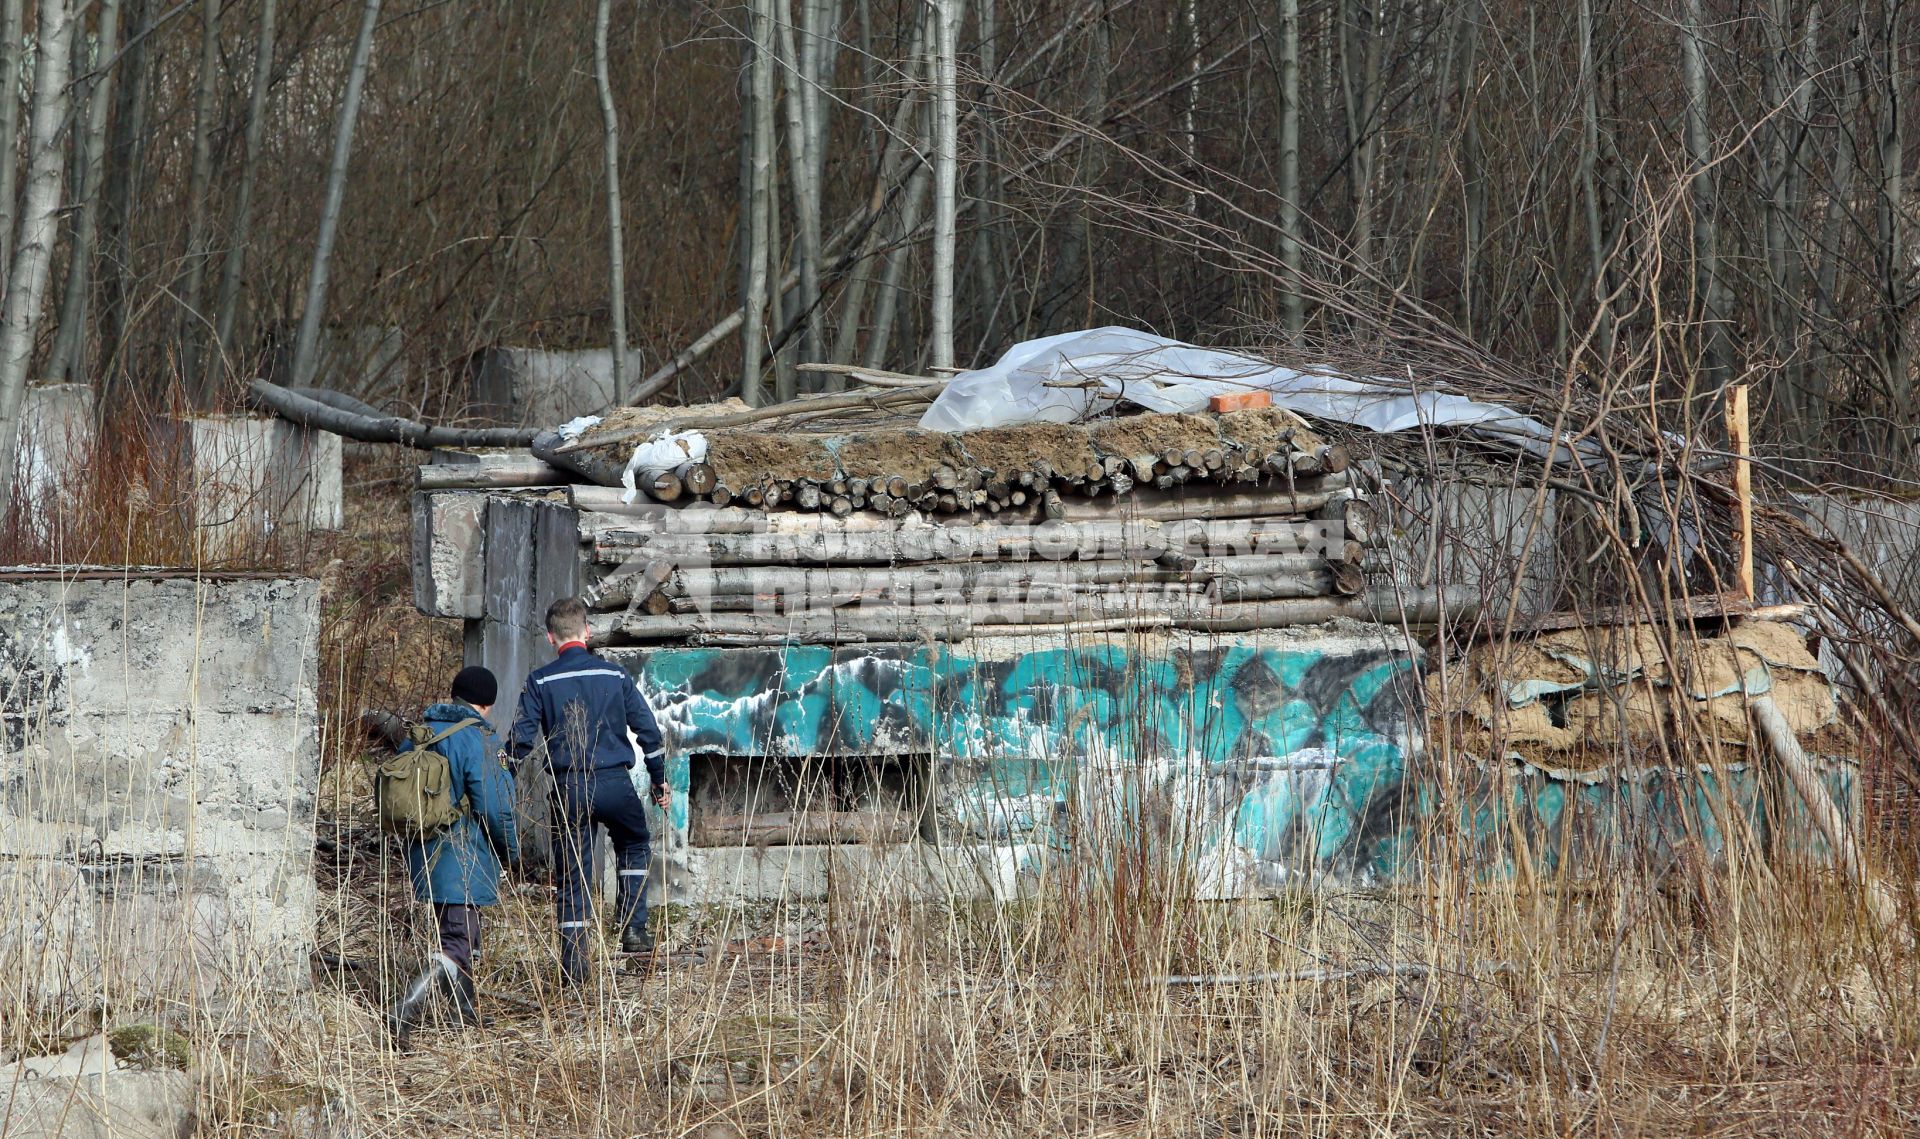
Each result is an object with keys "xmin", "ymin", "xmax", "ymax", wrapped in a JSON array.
[{"xmin": 508, "ymin": 596, "xmax": 670, "ymax": 983}]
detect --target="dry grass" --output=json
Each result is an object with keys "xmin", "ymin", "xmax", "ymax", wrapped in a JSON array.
[{"xmin": 7, "ymin": 426, "xmax": 1920, "ymax": 1138}]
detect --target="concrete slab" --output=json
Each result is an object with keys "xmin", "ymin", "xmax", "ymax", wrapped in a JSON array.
[
  {"xmin": 468, "ymin": 346, "xmax": 643, "ymax": 427},
  {"xmin": 0, "ymin": 573, "xmax": 320, "ymax": 1005}
]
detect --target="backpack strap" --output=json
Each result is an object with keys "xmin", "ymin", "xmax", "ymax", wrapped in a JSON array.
[{"xmin": 421, "ymin": 717, "xmax": 483, "ymax": 751}]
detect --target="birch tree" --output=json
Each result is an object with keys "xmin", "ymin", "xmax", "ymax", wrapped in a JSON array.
[
  {"xmin": 1276, "ymin": 0, "xmax": 1302, "ymax": 338},
  {"xmin": 740, "ymin": 0, "xmax": 776, "ymax": 404},
  {"xmin": 928, "ymin": 0, "xmax": 963, "ymax": 371},
  {"xmin": 50, "ymin": 0, "xmax": 125, "ymax": 384},
  {"xmin": 178, "ymin": 0, "xmax": 223, "ymax": 391},
  {"xmin": 289, "ymin": 0, "xmax": 384, "ymax": 390},
  {"xmin": 0, "ymin": 0, "xmax": 26, "ymax": 281},
  {"xmin": 0, "ymin": 0, "xmax": 75, "ymax": 521},
  {"xmin": 1680, "ymin": 0, "xmax": 1727, "ymax": 395},
  {"xmin": 212, "ymin": 0, "xmax": 281, "ymax": 383},
  {"xmin": 594, "ymin": 0, "xmax": 629, "ymax": 404}
]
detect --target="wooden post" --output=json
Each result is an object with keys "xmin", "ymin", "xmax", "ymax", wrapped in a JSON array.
[{"xmin": 1726, "ymin": 383, "xmax": 1754, "ymax": 602}]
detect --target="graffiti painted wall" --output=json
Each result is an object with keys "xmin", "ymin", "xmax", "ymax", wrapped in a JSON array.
[{"xmin": 601, "ymin": 629, "xmax": 1856, "ymax": 894}]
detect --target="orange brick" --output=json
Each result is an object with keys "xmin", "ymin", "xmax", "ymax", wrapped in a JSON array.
[{"xmin": 1209, "ymin": 390, "xmax": 1272, "ymax": 412}]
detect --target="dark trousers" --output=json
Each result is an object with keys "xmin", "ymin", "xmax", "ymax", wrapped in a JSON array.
[
  {"xmin": 434, "ymin": 903, "xmax": 481, "ymax": 977},
  {"xmin": 551, "ymin": 767, "xmax": 652, "ymax": 972}
]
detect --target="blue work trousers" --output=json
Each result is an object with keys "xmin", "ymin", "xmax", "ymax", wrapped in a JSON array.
[{"xmin": 550, "ymin": 767, "xmax": 651, "ymax": 975}]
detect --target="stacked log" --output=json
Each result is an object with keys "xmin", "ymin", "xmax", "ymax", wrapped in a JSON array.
[{"xmin": 420, "ymin": 406, "xmax": 1474, "ymax": 647}]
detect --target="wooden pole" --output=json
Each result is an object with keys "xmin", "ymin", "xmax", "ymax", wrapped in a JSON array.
[{"xmin": 1727, "ymin": 383, "xmax": 1754, "ymax": 602}]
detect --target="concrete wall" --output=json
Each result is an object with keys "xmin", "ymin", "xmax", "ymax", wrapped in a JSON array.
[
  {"xmin": 15, "ymin": 384, "xmax": 96, "ymax": 521},
  {"xmin": 426, "ymin": 490, "xmax": 1852, "ymax": 905},
  {"xmin": 468, "ymin": 347, "xmax": 643, "ymax": 427},
  {"xmin": 171, "ymin": 416, "xmax": 344, "ymax": 555},
  {"xmin": 0, "ymin": 572, "xmax": 320, "ymax": 1008}
]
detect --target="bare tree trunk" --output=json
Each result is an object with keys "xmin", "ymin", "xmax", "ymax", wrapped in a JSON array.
[
  {"xmin": 864, "ymin": 163, "xmax": 930, "ymax": 371},
  {"xmin": 1277, "ymin": 0, "xmax": 1303, "ymax": 339},
  {"xmin": 1575, "ymin": 0, "xmax": 1612, "ymax": 359},
  {"xmin": 178, "ymin": 0, "xmax": 223, "ymax": 394},
  {"xmin": 1457, "ymin": 0, "xmax": 1483, "ymax": 336},
  {"xmin": 289, "ymin": 0, "xmax": 383, "ymax": 390},
  {"xmin": 48, "ymin": 0, "xmax": 123, "ymax": 384},
  {"xmin": 928, "ymin": 0, "xmax": 963, "ymax": 371},
  {"xmin": 0, "ymin": 0, "xmax": 25, "ymax": 281},
  {"xmin": 1338, "ymin": 0, "xmax": 1384, "ymax": 273},
  {"xmin": 594, "ymin": 0, "xmax": 628, "ymax": 405},
  {"xmin": 775, "ymin": 0, "xmax": 822, "ymax": 370},
  {"xmin": 0, "ymin": 0, "xmax": 75, "ymax": 522},
  {"xmin": 1680, "ymin": 0, "xmax": 1727, "ymax": 396},
  {"xmin": 968, "ymin": 0, "xmax": 1001, "ymax": 360},
  {"xmin": 98, "ymin": 0, "xmax": 153, "ymax": 412},
  {"xmin": 211, "ymin": 0, "xmax": 280, "ymax": 387},
  {"xmin": 831, "ymin": 7, "xmax": 928, "ymax": 369},
  {"xmin": 741, "ymin": 0, "xmax": 775, "ymax": 404},
  {"xmin": 1871, "ymin": 0, "xmax": 1913, "ymax": 456}
]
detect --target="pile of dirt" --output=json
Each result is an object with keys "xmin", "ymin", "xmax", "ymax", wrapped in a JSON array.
[
  {"xmin": 1216, "ymin": 408, "xmax": 1321, "ymax": 458},
  {"xmin": 954, "ymin": 424, "xmax": 1102, "ymax": 480},
  {"xmin": 1087, "ymin": 414, "xmax": 1222, "ymax": 464},
  {"xmin": 833, "ymin": 429, "xmax": 971, "ymax": 484},
  {"xmin": 1431, "ymin": 619, "xmax": 1839, "ymax": 771},
  {"xmin": 706, "ymin": 431, "xmax": 839, "ymax": 490}
]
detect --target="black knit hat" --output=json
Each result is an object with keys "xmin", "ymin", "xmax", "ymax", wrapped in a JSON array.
[{"xmin": 451, "ymin": 666, "xmax": 498, "ymax": 707}]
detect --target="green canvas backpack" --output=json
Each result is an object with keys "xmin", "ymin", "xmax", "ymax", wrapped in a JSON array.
[{"xmin": 374, "ymin": 718, "xmax": 481, "ymax": 839}]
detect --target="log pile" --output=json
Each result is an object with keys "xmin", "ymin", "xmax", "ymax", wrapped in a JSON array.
[{"xmin": 419, "ymin": 400, "xmax": 1476, "ymax": 647}]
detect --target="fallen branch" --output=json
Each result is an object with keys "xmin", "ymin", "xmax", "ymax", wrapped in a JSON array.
[{"xmin": 250, "ymin": 378, "xmax": 538, "ymax": 449}]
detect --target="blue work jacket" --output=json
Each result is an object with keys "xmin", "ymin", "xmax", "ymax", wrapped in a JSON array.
[
  {"xmin": 402, "ymin": 702, "xmax": 520, "ymax": 906},
  {"xmin": 508, "ymin": 645, "xmax": 667, "ymax": 785}
]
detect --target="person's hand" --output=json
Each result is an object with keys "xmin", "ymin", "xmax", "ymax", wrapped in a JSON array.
[{"xmin": 652, "ymin": 783, "xmax": 672, "ymax": 810}]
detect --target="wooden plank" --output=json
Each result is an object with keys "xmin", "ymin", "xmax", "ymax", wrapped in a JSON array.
[
  {"xmin": 688, "ymin": 809, "xmax": 918, "ymax": 847},
  {"xmin": 1727, "ymin": 384, "xmax": 1754, "ymax": 602}
]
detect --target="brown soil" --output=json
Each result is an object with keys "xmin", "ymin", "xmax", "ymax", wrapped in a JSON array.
[
  {"xmin": 834, "ymin": 429, "xmax": 971, "ymax": 482},
  {"xmin": 954, "ymin": 424, "xmax": 1101, "ymax": 478},
  {"xmin": 705, "ymin": 431, "xmax": 839, "ymax": 489},
  {"xmin": 1216, "ymin": 409, "xmax": 1323, "ymax": 458},
  {"xmin": 1087, "ymin": 413, "xmax": 1221, "ymax": 462}
]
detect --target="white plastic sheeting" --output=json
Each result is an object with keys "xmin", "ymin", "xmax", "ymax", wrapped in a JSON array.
[
  {"xmin": 920, "ymin": 327, "xmax": 1574, "ymax": 457},
  {"xmin": 622, "ymin": 431, "xmax": 707, "ymax": 503}
]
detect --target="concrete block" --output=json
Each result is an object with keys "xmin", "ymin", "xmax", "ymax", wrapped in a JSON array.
[
  {"xmin": 0, "ymin": 1037, "xmax": 193, "ymax": 1139},
  {"xmin": 14, "ymin": 384, "xmax": 96, "ymax": 520},
  {"xmin": 0, "ymin": 572, "xmax": 320, "ymax": 1006},
  {"xmin": 169, "ymin": 416, "xmax": 344, "ymax": 554},
  {"xmin": 468, "ymin": 346, "xmax": 643, "ymax": 427},
  {"xmin": 411, "ymin": 491, "xmax": 486, "ymax": 618}
]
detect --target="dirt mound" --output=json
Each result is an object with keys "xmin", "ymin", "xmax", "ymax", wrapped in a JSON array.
[
  {"xmin": 706, "ymin": 431, "xmax": 838, "ymax": 490},
  {"xmin": 954, "ymin": 424, "xmax": 1101, "ymax": 480},
  {"xmin": 1216, "ymin": 408, "xmax": 1322, "ymax": 458},
  {"xmin": 834, "ymin": 429, "xmax": 970, "ymax": 484},
  {"xmin": 1088, "ymin": 414, "xmax": 1222, "ymax": 464}
]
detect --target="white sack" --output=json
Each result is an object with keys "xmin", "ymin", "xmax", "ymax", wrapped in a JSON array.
[{"xmin": 622, "ymin": 431, "xmax": 708, "ymax": 503}]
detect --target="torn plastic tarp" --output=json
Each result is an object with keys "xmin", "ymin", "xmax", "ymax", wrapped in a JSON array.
[{"xmin": 919, "ymin": 327, "xmax": 1584, "ymax": 460}]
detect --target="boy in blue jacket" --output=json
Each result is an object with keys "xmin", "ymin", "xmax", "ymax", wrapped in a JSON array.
[{"xmin": 388, "ymin": 666, "xmax": 520, "ymax": 1044}]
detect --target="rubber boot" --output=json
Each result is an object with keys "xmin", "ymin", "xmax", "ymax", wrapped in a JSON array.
[
  {"xmin": 386, "ymin": 953, "xmax": 458, "ymax": 1049},
  {"xmin": 616, "ymin": 869, "xmax": 654, "ymax": 954},
  {"xmin": 559, "ymin": 925, "xmax": 593, "ymax": 987},
  {"xmin": 448, "ymin": 969, "xmax": 491, "ymax": 1029}
]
